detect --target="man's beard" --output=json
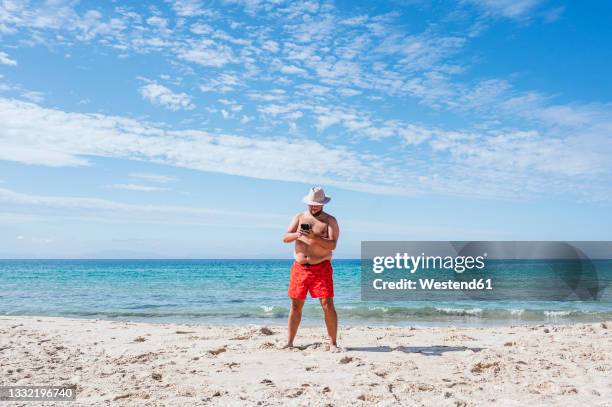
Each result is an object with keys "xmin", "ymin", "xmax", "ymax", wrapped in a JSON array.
[{"xmin": 310, "ymin": 208, "xmax": 323, "ymax": 216}]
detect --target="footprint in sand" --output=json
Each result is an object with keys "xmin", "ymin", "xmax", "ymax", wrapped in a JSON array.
[
  {"xmin": 260, "ymin": 379, "xmax": 274, "ymax": 386},
  {"xmin": 471, "ymin": 360, "xmax": 501, "ymax": 374},
  {"xmin": 230, "ymin": 333, "xmax": 252, "ymax": 340},
  {"xmin": 259, "ymin": 342, "xmax": 276, "ymax": 349},
  {"xmin": 208, "ymin": 346, "xmax": 227, "ymax": 356},
  {"xmin": 286, "ymin": 388, "xmax": 304, "ymax": 398},
  {"xmin": 373, "ymin": 370, "xmax": 388, "ymax": 378},
  {"xmin": 259, "ymin": 327, "xmax": 275, "ymax": 336}
]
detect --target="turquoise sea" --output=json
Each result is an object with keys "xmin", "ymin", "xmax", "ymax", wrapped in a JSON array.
[{"xmin": 1, "ymin": 259, "xmax": 611, "ymax": 327}]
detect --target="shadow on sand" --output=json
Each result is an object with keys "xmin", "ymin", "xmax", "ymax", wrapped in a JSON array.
[{"xmin": 345, "ymin": 345, "xmax": 483, "ymax": 356}]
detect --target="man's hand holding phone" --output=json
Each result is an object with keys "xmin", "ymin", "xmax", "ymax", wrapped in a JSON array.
[{"xmin": 298, "ymin": 223, "xmax": 313, "ymax": 238}]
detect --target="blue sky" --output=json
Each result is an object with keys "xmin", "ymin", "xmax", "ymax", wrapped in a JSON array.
[{"xmin": 0, "ymin": 0, "xmax": 611, "ymax": 258}]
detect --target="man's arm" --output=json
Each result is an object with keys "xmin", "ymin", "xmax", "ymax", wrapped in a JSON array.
[
  {"xmin": 282, "ymin": 214, "xmax": 301, "ymax": 243},
  {"xmin": 310, "ymin": 217, "xmax": 339, "ymax": 250}
]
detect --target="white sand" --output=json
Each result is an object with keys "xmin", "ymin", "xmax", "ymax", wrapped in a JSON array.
[{"xmin": 1, "ymin": 316, "xmax": 611, "ymax": 406}]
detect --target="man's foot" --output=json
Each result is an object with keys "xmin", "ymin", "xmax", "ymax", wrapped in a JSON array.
[
  {"xmin": 281, "ymin": 343, "xmax": 294, "ymax": 349},
  {"xmin": 329, "ymin": 344, "xmax": 343, "ymax": 353}
]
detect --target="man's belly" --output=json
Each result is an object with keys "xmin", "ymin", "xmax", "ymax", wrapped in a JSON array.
[{"xmin": 294, "ymin": 240, "xmax": 332, "ymax": 264}]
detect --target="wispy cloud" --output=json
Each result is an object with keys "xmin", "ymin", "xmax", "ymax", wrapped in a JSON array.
[
  {"xmin": 0, "ymin": 98, "xmax": 399, "ymax": 194},
  {"xmin": 105, "ymin": 183, "xmax": 170, "ymax": 192},
  {"xmin": 1, "ymin": 97, "xmax": 610, "ymax": 200},
  {"xmin": 129, "ymin": 173, "xmax": 178, "ymax": 183},
  {"xmin": 168, "ymin": 0, "xmax": 217, "ymax": 18},
  {"xmin": 139, "ymin": 81, "xmax": 195, "ymax": 111},
  {"xmin": 0, "ymin": 51, "xmax": 17, "ymax": 66},
  {"xmin": 199, "ymin": 73, "xmax": 243, "ymax": 93},
  {"xmin": 0, "ymin": 186, "xmax": 285, "ymax": 228},
  {"xmin": 0, "ymin": 0, "xmax": 608, "ymax": 202},
  {"xmin": 462, "ymin": 0, "xmax": 546, "ymax": 19},
  {"xmin": 177, "ymin": 40, "xmax": 234, "ymax": 67},
  {"xmin": 20, "ymin": 90, "xmax": 44, "ymax": 103}
]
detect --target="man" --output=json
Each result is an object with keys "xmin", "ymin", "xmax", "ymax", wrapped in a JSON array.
[{"xmin": 282, "ymin": 186, "xmax": 340, "ymax": 352}]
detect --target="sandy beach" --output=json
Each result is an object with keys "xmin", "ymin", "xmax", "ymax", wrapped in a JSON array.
[{"xmin": 1, "ymin": 316, "xmax": 611, "ymax": 406}]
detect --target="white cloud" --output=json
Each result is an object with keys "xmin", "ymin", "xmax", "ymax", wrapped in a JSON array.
[
  {"xmin": 542, "ymin": 6, "xmax": 564, "ymax": 23},
  {"xmin": 74, "ymin": 9, "xmax": 129, "ymax": 42},
  {"xmin": 313, "ymin": 107, "xmax": 370, "ymax": 132},
  {"xmin": 190, "ymin": 23, "xmax": 212, "ymax": 35},
  {"xmin": 376, "ymin": 32, "xmax": 465, "ymax": 72},
  {"xmin": 398, "ymin": 125, "xmax": 435, "ymax": 145},
  {"xmin": 0, "ymin": 186, "xmax": 285, "ymax": 228},
  {"xmin": 315, "ymin": 113, "xmax": 342, "ymax": 131},
  {"xmin": 0, "ymin": 51, "xmax": 17, "ymax": 66},
  {"xmin": 0, "ymin": 0, "xmax": 78, "ymax": 32},
  {"xmin": 285, "ymin": 111, "xmax": 303, "ymax": 120},
  {"xmin": 0, "ymin": 98, "xmax": 397, "ymax": 194},
  {"xmin": 20, "ymin": 90, "xmax": 44, "ymax": 103},
  {"xmin": 341, "ymin": 15, "xmax": 368, "ymax": 26},
  {"xmin": 0, "ymin": 0, "xmax": 607, "ymax": 201},
  {"xmin": 105, "ymin": 183, "xmax": 170, "ymax": 192},
  {"xmin": 0, "ymin": 97, "xmax": 609, "ymax": 200},
  {"xmin": 258, "ymin": 103, "xmax": 300, "ymax": 116},
  {"xmin": 279, "ymin": 64, "xmax": 307, "ymax": 75},
  {"xmin": 199, "ymin": 73, "xmax": 242, "ymax": 93},
  {"xmin": 283, "ymin": 11, "xmax": 335, "ymax": 43},
  {"xmin": 295, "ymin": 84, "xmax": 331, "ymax": 96},
  {"xmin": 0, "ymin": 0, "xmax": 469, "ymax": 112},
  {"xmin": 338, "ymin": 88, "xmax": 361, "ymax": 97},
  {"xmin": 129, "ymin": 173, "xmax": 178, "ymax": 183},
  {"xmin": 219, "ymin": 98, "xmax": 242, "ymax": 112},
  {"xmin": 262, "ymin": 40, "xmax": 279, "ymax": 53},
  {"xmin": 146, "ymin": 16, "xmax": 169, "ymax": 31},
  {"xmin": 168, "ymin": 0, "xmax": 217, "ymax": 17},
  {"xmin": 463, "ymin": 0, "xmax": 545, "ymax": 19},
  {"xmin": 247, "ymin": 89, "xmax": 287, "ymax": 102},
  {"xmin": 139, "ymin": 82, "xmax": 195, "ymax": 111},
  {"xmin": 178, "ymin": 40, "xmax": 233, "ymax": 67}
]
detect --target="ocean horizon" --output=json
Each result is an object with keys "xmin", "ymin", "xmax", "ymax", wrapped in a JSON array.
[{"xmin": 2, "ymin": 259, "xmax": 611, "ymax": 327}]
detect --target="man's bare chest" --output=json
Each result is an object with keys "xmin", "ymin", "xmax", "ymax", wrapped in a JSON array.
[{"xmin": 300, "ymin": 215, "xmax": 329, "ymax": 238}]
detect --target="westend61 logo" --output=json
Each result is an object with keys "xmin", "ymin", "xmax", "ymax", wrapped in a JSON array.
[
  {"xmin": 361, "ymin": 241, "xmax": 609, "ymax": 301},
  {"xmin": 372, "ymin": 252, "xmax": 487, "ymax": 274}
]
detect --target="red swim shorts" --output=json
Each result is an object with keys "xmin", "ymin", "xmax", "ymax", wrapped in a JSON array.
[{"xmin": 288, "ymin": 260, "xmax": 334, "ymax": 299}]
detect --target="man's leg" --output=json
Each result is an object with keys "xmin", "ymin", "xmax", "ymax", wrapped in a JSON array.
[
  {"xmin": 285, "ymin": 298, "xmax": 305, "ymax": 348},
  {"xmin": 319, "ymin": 297, "xmax": 338, "ymax": 349}
]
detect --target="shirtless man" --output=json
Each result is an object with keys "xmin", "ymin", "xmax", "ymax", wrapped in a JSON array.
[{"xmin": 282, "ymin": 187, "xmax": 340, "ymax": 351}]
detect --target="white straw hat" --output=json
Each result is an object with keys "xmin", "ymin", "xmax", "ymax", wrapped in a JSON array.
[{"xmin": 302, "ymin": 186, "xmax": 331, "ymax": 205}]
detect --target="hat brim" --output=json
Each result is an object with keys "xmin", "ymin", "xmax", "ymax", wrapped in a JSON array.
[{"xmin": 302, "ymin": 196, "xmax": 331, "ymax": 205}]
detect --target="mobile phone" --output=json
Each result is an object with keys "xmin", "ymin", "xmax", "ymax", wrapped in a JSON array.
[{"xmin": 300, "ymin": 223, "xmax": 310, "ymax": 231}]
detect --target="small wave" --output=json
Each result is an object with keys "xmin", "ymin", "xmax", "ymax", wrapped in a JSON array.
[
  {"xmin": 335, "ymin": 306, "xmax": 611, "ymax": 322},
  {"xmin": 434, "ymin": 307, "xmax": 483, "ymax": 316},
  {"xmin": 544, "ymin": 310, "xmax": 572, "ymax": 317},
  {"xmin": 13, "ymin": 305, "xmax": 610, "ymax": 324}
]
